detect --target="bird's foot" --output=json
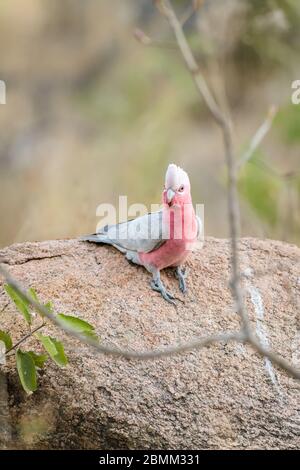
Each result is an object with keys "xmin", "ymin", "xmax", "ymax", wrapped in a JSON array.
[
  {"xmin": 150, "ymin": 279, "xmax": 176, "ymax": 305},
  {"xmin": 175, "ymin": 267, "xmax": 188, "ymax": 294}
]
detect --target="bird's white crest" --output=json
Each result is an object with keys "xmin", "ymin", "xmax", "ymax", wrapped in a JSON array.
[{"xmin": 165, "ymin": 163, "xmax": 190, "ymax": 190}]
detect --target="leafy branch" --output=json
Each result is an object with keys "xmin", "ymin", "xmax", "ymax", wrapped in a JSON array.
[
  {"xmin": 0, "ymin": 262, "xmax": 299, "ymax": 381},
  {"xmin": 0, "ymin": 283, "xmax": 99, "ymax": 394}
]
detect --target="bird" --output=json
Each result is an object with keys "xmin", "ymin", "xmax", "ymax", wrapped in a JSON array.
[{"xmin": 81, "ymin": 163, "xmax": 202, "ymax": 304}]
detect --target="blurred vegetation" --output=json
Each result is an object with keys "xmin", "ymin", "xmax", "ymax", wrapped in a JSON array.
[
  {"xmin": 239, "ymin": 102, "xmax": 300, "ymax": 243},
  {"xmin": 239, "ymin": 152, "xmax": 283, "ymax": 229},
  {"xmin": 276, "ymin": 103, "xmax": 300, "ymax": 144},
  {"xmin": 232, "ymin": 0, "xmax": 300, "ymax": 70},
  {"xmin": 0, "ymin": 0, "xmax": 299, "ymax": 247}
]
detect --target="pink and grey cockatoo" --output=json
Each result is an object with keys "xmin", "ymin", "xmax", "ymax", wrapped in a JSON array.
[{"xmin": 81, "ymin": 164, "xmax": 202, "ymax": 304}]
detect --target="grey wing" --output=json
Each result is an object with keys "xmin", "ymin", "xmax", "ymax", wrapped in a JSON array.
[{"xmin": 81, "ymin": 211, "xmax": 165, "ymax": 253}]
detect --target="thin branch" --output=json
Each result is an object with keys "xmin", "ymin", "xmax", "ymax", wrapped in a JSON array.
[
  {"xmin": 5, "ymin": 322, "xmax": 45, "ymax": 356},
  {"xmin": 157, "ymin": 0, "xmax": 225, "ymax": 126},
  {"xmin": 158, "ymin": 0, "xmax": 250, "ymax": 331},
  {"xmin": 248, "ymin": 336, "xmax": 300, "ymax": 380},
  {"xmin": 154, "ymin": 0, "xmax": 300, "ymax": 380},
  {"xmin": 133, "ymin": 28, "xmax": 152, "ymax": 46},
  {"xmin": 237, "ymin": 106, "xmax": 278, "ymax": 170},
  {"xmin": 180, "ymin": 4, "xmax": 195, "ymax": 27},
  {"xmin": 180, "ymin": 0, "xmax": 204, "ymax": 27},
  {"xmin": 133, "ymin": 29, "xmax": 178, "ymax": 49},
  {"xmin": 1, "ymin": 263, "xmax": 300, "ymax": 378},
  {"xmin": 0, "ymin": 263, "xmax": 242, "ymax": 360}
]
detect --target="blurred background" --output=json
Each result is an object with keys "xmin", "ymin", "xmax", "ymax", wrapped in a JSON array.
[{"xmin": 0, "ymin": 0, "xmax": 299, "ymax": 248}]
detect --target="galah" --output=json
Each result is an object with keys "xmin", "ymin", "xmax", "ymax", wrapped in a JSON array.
[{"xmin": 81, "ymin": 164, "xmax": 202, "ymax": 304}]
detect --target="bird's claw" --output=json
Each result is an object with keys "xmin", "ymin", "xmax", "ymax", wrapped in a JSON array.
[
  {"xmin": 150, "ymin": 280, "xmax": 176, "ymax": 305},
  {"xmin": 178, "ymin": 278, "xmax": 187, "ymax": 294},
  {"xmin": 176, "ymin": 267, "xmax": 188, "ymax": 294}
]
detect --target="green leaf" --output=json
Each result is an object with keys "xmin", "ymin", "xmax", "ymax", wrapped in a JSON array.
[
  {"xmin": 0, "ymin": 330, "xmax": 13, "ymax": 350},
  {"xmin": 28, "ymin": 287, "xmax": 39, "ymax": 302},
  {"xmin": 16, "ymin": 349, "xmax": 37, "ymax": 394},
  {"xmin": 36, "ymin": 333, "xmax": 68, "ymax": 367},
  {"xmin": 44, "ymin": 301, "xmax": 53, "ymax": 313},
  {"xmin": 4, "ymin": 284, "xmax": 32, "ymax": 325},
  {"xmin": 35, "ymin": 333, "xmax": 57, "ymax": 356},
  {"xmin": 28, "ymin": 288, "xmax": 53, "ymax": 317},
  {"xmin": 27, "ymin": 351, "xmax": 48, "ymax": 369},
  {"xmin": 56, "ymin": 314, "xmax": 99, "ymax": 342},
  {"xmin": 50, "ymin": 339, "xmax": 68, "ymax": 367}
]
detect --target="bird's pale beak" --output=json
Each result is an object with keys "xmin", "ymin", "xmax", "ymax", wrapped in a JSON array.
[{"xmin": 166, "ymin": 188, "xmax": 175, "ymax": 204}]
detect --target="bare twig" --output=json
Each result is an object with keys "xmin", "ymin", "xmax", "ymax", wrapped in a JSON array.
[
  {"xmin": 5, "ymin": 322, "xmax": 45, "ymax": 356},
  {"xmin": 0, "ymin": 263, "xmax": 243, "ymax": 360},
  {"xmin": 157, "ymin": 0, "xmax": 249, "ymax": 328},
  {"xmin": 237, "ymin": 106, "xmax": 278, "ymax": 170},
  {"xmin": 1, "ymin": 262, "xmax": 300, "ymax": 378},
  {"xmin": 154, "ymin": 0, "xmax": 300, "ymax": 380},
  {"xmin": 133, "ymin": 28, "xmax": 152, "ymax": 46},
  {"xmin": 250, "ymin": 336, "xmax": 300, "ymax": 380},
  {"xmin": 156, "ymin": 0, "xmax": 225, "ymax": 126},
  {"xmin": 180, "ymin": 0, "xmax": 204, "ymax": 27},
  {"xmin": 133, "ymin": 28, "xmax": 177, "ymax": 49}
]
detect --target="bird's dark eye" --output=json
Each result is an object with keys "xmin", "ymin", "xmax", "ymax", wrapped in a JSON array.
[{"xmin": 178, "ymin": 185, "xmax": 184, "ymax": 192}]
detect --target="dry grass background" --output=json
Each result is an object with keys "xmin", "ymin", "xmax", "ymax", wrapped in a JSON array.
[{"xmin": 0, "ymin": 0, "xmax": 299, "ymax": 247}]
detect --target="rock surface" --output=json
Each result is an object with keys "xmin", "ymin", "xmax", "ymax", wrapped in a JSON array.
[{"xmin": 0, "ymin": 237, "xmax": 299, "ymax": 449}]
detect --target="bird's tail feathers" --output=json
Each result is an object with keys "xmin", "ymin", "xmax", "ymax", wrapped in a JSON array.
[
  {"xmin": 79, "ymin": 234, "xmax": 127, "ymax": 254},
  {"xmin": 79, "ymin": 234, "xmax": 109, "ymax": 243}
]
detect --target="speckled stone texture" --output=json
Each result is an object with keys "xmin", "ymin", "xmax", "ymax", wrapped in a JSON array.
[{"xmin": 0, "ymin": 237, "xmax": 299, "ymax": 449}]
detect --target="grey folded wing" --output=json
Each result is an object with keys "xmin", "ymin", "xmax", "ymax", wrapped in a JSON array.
[{"xmin": 81, "ymin": 210, "xmax": 165, "ymax": 254}]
